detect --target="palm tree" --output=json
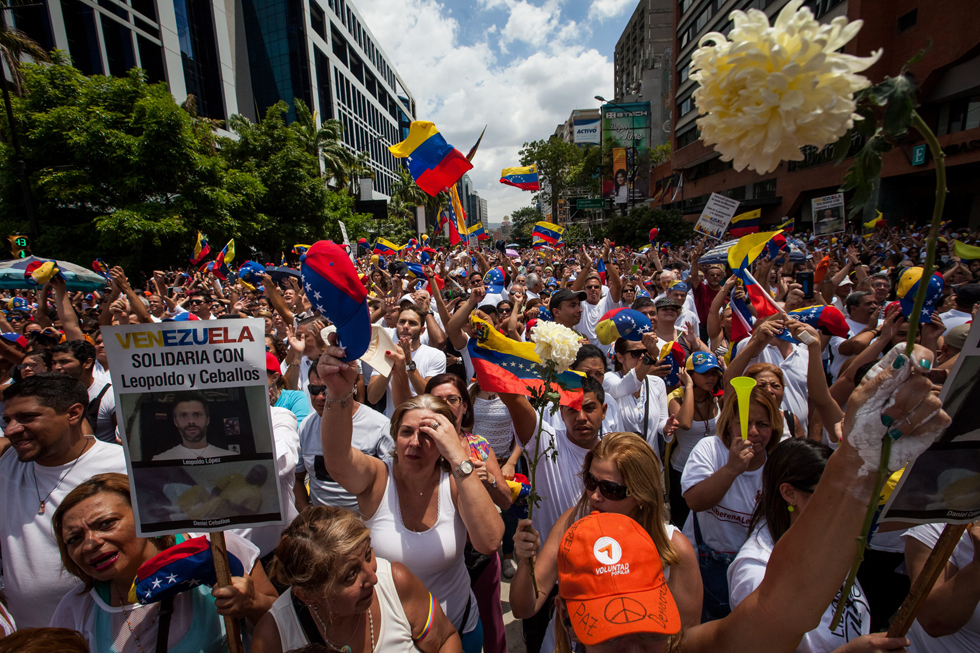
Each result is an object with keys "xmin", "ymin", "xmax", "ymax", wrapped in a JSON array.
[
  {"xmin": 390, "ymin": 168, "xmax": 427, "ymax": 207},
  {"xmin": 0, "ymin": 4, "xmax": 49, "ymax": 96},
  {"xmin": 292, "ymin": 98, "xmax": 351, "ymax": 181}
]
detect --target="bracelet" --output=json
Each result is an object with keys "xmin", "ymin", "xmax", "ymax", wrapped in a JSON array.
[{"xmin": 324, "ymin": 391, "xmax": 353, "ymax": 410}]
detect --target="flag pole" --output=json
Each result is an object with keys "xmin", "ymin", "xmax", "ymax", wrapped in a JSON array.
[{"xmin": 211, "ymin": 531, "xmax": 244, "ymax": 653}]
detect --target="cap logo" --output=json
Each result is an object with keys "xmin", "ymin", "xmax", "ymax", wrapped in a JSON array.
[{"xmin": 593, "ymin": 536, "xmax": 622, "ymax": 565}]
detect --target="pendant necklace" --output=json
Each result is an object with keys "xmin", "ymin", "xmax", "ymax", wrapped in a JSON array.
[
  {"xmin": 33, "ymin": 439, "xmax": 89, "ymax": 516},
  {"xmin": 312, "ymin": 605, "xmax": 362, "ymax": 653}
]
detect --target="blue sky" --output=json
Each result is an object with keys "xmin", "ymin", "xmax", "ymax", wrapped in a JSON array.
[{"xmin": 357, "ymin": 0, "xmax": 639, "ymax": 223}]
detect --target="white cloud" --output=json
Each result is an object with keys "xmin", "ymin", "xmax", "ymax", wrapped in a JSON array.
[
  {"xmin": 588, "ymin": 0, "xmax": 636, "ymax": 22},
  {"xmin": 359, "ymin": 0, "xmax": 613, "ymax": 220}
]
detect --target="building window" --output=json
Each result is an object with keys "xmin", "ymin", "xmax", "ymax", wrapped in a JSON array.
[
  {"xmin": 60, "ymin": 0, "xmax": 103, "ymax": 75},
  {"xmin": 754, "ymin": 178, "xmax": 777, "ymax": 198},
  {"xmin": 937, "ymin": 96, "xmax": 980, "ymax": 136},
  {"xmin": 676, "ymin": 126, "xmax": 698, "ymax": 149},
  {"xmin": 349, "ymin": 51, "xmax": 364, "ymax": 83},
  {"xmin": 678, "ymin": 64, "xmax": 689, "ymax": 85},
  {"xmin": 680, "ymin": 96, "xmax": 693, "ymax": 116},
  {"xmin": 727, "ymin": 186, "xmax": 746, "ymax": 200},
  {"xmin": 100, "ymin": 13, "xmax": 136, "ymax": 77},
  {"xmin": 897, "ymin": 9, "xmax": 917, "ymax": 32},
  {"xmin": 695, "ymin": 7, "xmax": 710, "ymax": 32},
  {"xmin": 310, "ymin": 2, "xmax": 326, "ymax": 40},
  {"xmin": 679, "ymin": 0, "xmax": 693, "ymax": 12},
  {"xmin": 137, "ymin": 34, "xmax": 166, "ymax": 83},
  {"xmin": 680, "ymin": 29, "xmax": 690, "ymax": 48},
  {"xmin": 331, "ymin": 25, "xmax": 347, "ymax": 65}
]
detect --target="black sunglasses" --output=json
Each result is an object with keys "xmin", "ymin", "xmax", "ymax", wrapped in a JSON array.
[
  {"xmin": 188, "ymin": 299, "xmax": 206, "ymax": 305},
  {"xmin": 626, "ymin": 349, "xmax": 644, "ymax": 359},
  {"xmin": 584, "ymin": 471, "xmax": 630, "ymax": 501},
  {"xmin": 308, "ymin": 384, "xmax": 327, "ymax": 397}
]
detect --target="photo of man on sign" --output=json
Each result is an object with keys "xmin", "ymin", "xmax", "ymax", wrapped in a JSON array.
[{"xmin": 153, "ymin": 392, "xmax": 239, "ymax": 461}]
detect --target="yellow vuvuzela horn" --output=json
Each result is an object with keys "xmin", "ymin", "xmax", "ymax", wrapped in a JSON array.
[{"xmin": 729, "ymin": 377, "xmax": 757, "ymax": 440}]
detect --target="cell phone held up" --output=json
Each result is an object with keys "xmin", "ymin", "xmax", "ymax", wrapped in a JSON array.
[{"xmin": 796, "ymin": 271, "xmax": 815, "ymax": 300}]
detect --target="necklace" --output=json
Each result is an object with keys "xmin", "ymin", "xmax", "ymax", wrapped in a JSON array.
[
  {"xmin": 368, "ymin": 603, "xmax": 375, "ymax": 651},
  {"xmin": 124, "ymin": 614, "xmax": 145, "ymax": 653},
  {"xmin": 312, "ymin": 605, "xmax": 361, "ymax": 653},
  {"xmin": 32, "ymin": 439, "xmax": 89, "ymax": 516}
]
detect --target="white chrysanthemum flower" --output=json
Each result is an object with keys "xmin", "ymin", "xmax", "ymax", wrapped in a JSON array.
[
  {"xmin": 532, "ymin": 321, "xmax": 582, "ymax": 374},
  {"xmin": 690, "ymin": 0, "xmax": 882, "ymax": 174}
]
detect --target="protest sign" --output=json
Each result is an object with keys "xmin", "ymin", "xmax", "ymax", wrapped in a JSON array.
[
  {"xmin": 811, "ymin": 193, "xmax": 846, "ymax": 237},
  {"xmin": 103, "ymin": 319, "xmax": 283, "ymax": 537},
  {"xmin": 881, "ymin": 318, "xmax": 980, "ymax": 524},
  {"xmin": 694, "ymin": 193, "xmax": 741, "ymax": 240}
]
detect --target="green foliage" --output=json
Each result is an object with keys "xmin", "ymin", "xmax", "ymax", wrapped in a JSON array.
[
  {"xmin": 562, "ymin": 224, "xmax": 590, "ymax": 246},
  {"xmin": 605, "ymin": 207, "xmax": 693, "ymax": 248},
  {"xmin": 0, "ymin": 54, "xmax": 368, "ymax": 271},
  {"xmin": 519, "ymin": 137, "xmax": 581, "ymax": 221},
  {"xmin": 509, "ymin": 206, "xmax": 544, "ymax": 246}
]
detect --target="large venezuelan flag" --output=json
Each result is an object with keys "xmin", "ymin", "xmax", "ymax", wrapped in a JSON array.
[
  {"xmin": 532, "ymin": 221, "xmax": 564, "ymax": 245},
  {"xmin": 467, "ymin": 315, "xmax": 583, "ymax": 408},
  {"xmin": 729, "ymin": 209, "xmax": 761, "ymax": 237},
  {"xmin": 468, "ymin": 222, "xmax": 489, "ymax": 241},
  {"xmin": 728, "ymin": 230, "xmax": 784, "ymax": 271},
  {"xmin": 500, "ymin": 164, "xmax": 540, "ymax": 191},
  {"xmin": 389, "ymin": 121, "xmax": 473, "ymax": 196}
]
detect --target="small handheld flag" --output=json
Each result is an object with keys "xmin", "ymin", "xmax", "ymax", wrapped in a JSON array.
[
  {"xmin": 729, "ymin": 209, "xmax": 761, "ymax": 238},
  {"xmin": 128, "ymin": 536, "xmax": 244, "ymax": 605},
  {"xmin": 92, "ymin": 259, "xmax": 111, "ymax": 281},
  {"xmin": 189, "ymin": 232, "xmax": 211, "ymax": 265},
  {"xmin": 532, "ymin": 221, "xmax": 564, "ymax": 245},
  {"xmin": 500, "ymin": 164, "xmax": 540, "ymax": 191}
]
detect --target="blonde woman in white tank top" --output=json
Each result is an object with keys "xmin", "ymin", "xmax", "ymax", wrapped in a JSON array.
[{"xmin": 253, "ymin": 507, "xmax": 461, "ymax": 653}]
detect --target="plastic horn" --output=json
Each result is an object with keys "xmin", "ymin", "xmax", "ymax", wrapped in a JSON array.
[{"xmin": 730, "ymin": 376, "xmax": 757, "ymax": 440}]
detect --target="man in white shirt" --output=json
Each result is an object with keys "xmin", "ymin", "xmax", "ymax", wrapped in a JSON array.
[
  {"xmin": 295, "ymin": 365, "xmax": 392, "ymax": 514},
  {"xmin": 0, "ymin": 373, "xmax": 127, "ymax": 628},
  {"xmin": 365, "ymin": 304, "xmax": 446, "ymax": 417},
  {"xmin": 570, "ymin": 246, "xmax": 623, "ymax": 348},
  {"xmin": 525, "ymin": 273, "xmax": 543, "ymax": 300},
  {"xmin": 940, "ymin": 283, "xmax": 980, "ymax": 333},
  {"xmin": 50, "ymin": 340, "xmax": 116, "ymax": 443},
  {"xmin": 843, "ymin": 290, "xmax": 879, "ymax": 336},
  {"xmin": 152, "ymin": 393, "xmax": 238, "ymax": 460},
  {"xmin": 549, "ymin": 288, "xmax": 586, "ymax": 334}
]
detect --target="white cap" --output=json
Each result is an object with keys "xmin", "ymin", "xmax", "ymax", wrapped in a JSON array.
[{"xmin": 839, "ymin": 276, "xmax": 854, "ymax": 286}]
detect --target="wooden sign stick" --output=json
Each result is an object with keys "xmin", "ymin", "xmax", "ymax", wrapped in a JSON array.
[
  {"xmin": 211, "ymin": 531, "xmax": 244, "ymax": 653},
  {"xmin": 887, "ymin": 522, "xmax": 969, "ymax": 637}
]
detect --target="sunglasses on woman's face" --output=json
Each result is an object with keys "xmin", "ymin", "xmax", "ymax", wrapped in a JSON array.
[
  {"xmin": 584, "ymin": 471, "xmax": 630, "ymax": 501},
  {"xmin": 626, "ymin": 349, "xmax": 644, "ymax": 360}
]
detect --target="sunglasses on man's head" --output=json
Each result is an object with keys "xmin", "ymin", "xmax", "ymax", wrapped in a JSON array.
[{"xmin": 584, "ymin": 471, "xmax": 630, "ymax": 501}]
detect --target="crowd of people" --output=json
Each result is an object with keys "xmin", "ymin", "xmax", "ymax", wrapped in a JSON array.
[{"xmin": 0, "ymin": 222, "xmax": 976, "ymax": 653}]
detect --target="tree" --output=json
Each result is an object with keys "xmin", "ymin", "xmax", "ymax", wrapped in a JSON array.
[
  {"xmin": 519, "ymin": 136, "xmax": 580, "ymax": 223},
  {"xmin": 0, "ymin": 2, "xmax": 49, "ymax": 95},
  {"xmin": 291, "ymin": 98, "xmax": 349, "ymax": 181},
  {"xmin": 509, "ymin": 206, "xmax": 544, "ymax": 246},
  {"xmin": 562, "ymin": 224, "xmax": 590, "ymax": 246},
  {"xmin": 605, "ymin": 207, "xmax": 695, "ymax": 248}
]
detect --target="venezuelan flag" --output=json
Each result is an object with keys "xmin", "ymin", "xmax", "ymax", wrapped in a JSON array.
[
  {"xmin": 763, "ymin": 233, "xmax": 788, "ymax": 262},
  {"xmin": 658, "ymin": 341, "xmax": 687, "ymax": 388},
  {"xmin": 864, "ymin": 211, "xmax": 885, "ymax": 231},
  {"xmin": 729, "ymin": 290, "xmax": 755, "ymax": 343},
  {"xmin": 189, "ymin": 232, "xmax": 210, "ymax": 265},
  {"xmin": 728, "ymin": 230, "xmax": 784, "ymax": 271},
  {"xmin": 210, "ymin": 239, "xmax": 235, "ymax": 280},
  {"xmin": 735, "ymin": 266, "xmax": 782, "ymax": 324},
  {"xmin": 954, "ymin": 239, "xmax": 980, "ymax": 260},
  {"xmin": 404, "ymin": 262, "xmax": 426, "ymax": 279},
  {"xmin": 532, "ymin": 221, "xmax": 564, "ymax": 245},
  {"xmin": 92, "ymin": 258, "xmax": 110, "ymax": 281},
  {"xmin": 775, "ymin": 217, "xmax": 795, "ymax": 233},
  {"xmin": 389, "ymin": 121, "xmax": 473, "ymax": 196},
  {"xmin": 651, "ymin": 177, "xmax": 674, "ymax": 204},
  {"xmin": 373, "ymin": 238, "xmax": 402, "ymax": 256},
  {"xmin": 448, "ymin": 186, "xmax": 469, "ymax": 246},
  {"xmin": 128, "ymin": 536, "xmax": 244, "ymax": 605},
  {"xmin": 468, "ymin": 222, "xmax": 489, "ymax": 241},
  {"xmin": 280, "ymin": 252, "xmax": 286, "ymax": 266},
  {"xmin": 729, "ymin": 209, "xmax": 761, "ymax": 237},
  {"xmin": 500, "ymin": 164, "xmax": 540, "ymax": 191},
  {"xmin": 293, "ymin": 244, "xmax": 312, "ymax": 256},
  {"xmin": 532, "ymin": 239, "xmax": 553, "ymax": 251},
  {"xmin": 467, "ymin": 315, "xmax": 583, "ymax": 408}
]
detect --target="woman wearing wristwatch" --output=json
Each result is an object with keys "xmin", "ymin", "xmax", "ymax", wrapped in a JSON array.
[{"xmin": 315, "ymin": 348, "xmax": 504, "ymax": 653}]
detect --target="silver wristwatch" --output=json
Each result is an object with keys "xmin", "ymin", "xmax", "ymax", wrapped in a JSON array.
[
  {"xmin": 452, "ymin": 460, "xmax": 474, "ymax": 479},
  {"xmin": 406, "ymin": 361, "xmax": 417, "ymax": 372}
]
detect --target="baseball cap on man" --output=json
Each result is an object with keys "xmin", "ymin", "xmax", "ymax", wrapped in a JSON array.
[
  {"xmin": 301, "ymin": 241, "xmax": 370, "ymax": 362},
  {"xmin": 550, "ymin": 288, "xmax": 587, "ymax": 310},
  {"xmin": 955, "ymin": 283, "xmax": 980, "ymax": 307},
  {"xmin": 655, "ymin": 297, "xmax": 680, "ymax": 310},
  {"xmin": 557, "ymin": 512, "xmax": 681, "ymax": 646},
  {"xmin": 945, "ymin": 323, "xmax": 971, "ymax": 351}
]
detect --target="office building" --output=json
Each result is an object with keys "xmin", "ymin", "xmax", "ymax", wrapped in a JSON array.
[
  {"xmin": 16, "ymin": 0, "xmax": 416, "ymax": 199},
  {"xmin": 657, "ymin": 0, "xmax": 980, "ymax": 229},
  {"xmin": 455, "ymin": 173, "xmax": 489, "ymax": 227},
  {"xmin": 557, "ymin": 108, "xmax": 601, "ymax": 145},
  {"xmin": 613, "ymin": 0, "xmax": 673, "ymax": 146}
]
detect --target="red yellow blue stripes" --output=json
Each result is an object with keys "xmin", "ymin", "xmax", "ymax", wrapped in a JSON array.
[{"xmin": 389, "ymin": 121, "xmax": 473, "ymax": 196}]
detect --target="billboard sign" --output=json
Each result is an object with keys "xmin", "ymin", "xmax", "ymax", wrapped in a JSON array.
[
  {"xmin": 601, "ymin": 102, "xmax": 652, "ymax": 200},
  {"xmin": 573, "ymin": 118, "xmax": 601, "ymax": 145}
]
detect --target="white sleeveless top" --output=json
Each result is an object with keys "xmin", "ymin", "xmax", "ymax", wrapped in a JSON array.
[
  {"xmin": 671, "ymin": 417, "xmax": 716, "ymax": 472},
  {"xmin": 472, "ymin": 395, "xmax": 514, "ymax": 460},
  {"xmin": 270, "ymin": 559, "xmax": 416, "ymax": 652},
  {"xmin": 364, "ymin": 460, "xmax": 478, "ymax": 634}
]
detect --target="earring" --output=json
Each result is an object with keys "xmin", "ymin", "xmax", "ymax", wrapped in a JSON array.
[{"xmin": 787, "ymin": 505, "xmax": 795, "ymax": 512}]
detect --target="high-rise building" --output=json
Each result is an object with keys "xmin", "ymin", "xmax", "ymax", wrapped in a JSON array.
[
  {"xmin": 613, "ymin": 0, "xmax": 673, "ymax": 146},
  {"xmin": 17, "ymin": 0, "xmax": 416, "ymax": 198},
  {"xmin": 660, "ymin": 0, "xmax": 980, "ymax": 230},
  {"xmin": 557, "ymin": 108, "xmax": 601, "ymax": 146}
]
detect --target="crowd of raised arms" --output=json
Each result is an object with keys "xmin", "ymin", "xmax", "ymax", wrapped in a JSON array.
[{"xmin": 1, "ymin": 221, "xmax": 979, "ymax": 653}]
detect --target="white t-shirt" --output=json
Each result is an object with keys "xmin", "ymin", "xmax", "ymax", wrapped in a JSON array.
[
  {"xmin": 230, "ymin": 406, "xmax": 299, "ymax": 557},
  {"xmin": 576, "ymin": 293, "xmax": 618, "ymax": 346},
  {"xmin": 681, "ymin": 436, "xmax": 763, "ymax": 554},
  {"xmin": 903, "ymin": 523, "xmax": 980, "ymax": 653},
  {"xmin": 517, "ymin": 417, "xmax": 591, "ymax": 543},
  {"xmin": 380, "ymin": 344, "xmax": 446, "ymax": 417},
  {"xmin": 608, "ymin": 371, "xmax": 669, "ymax": 454},
  {"xmin": 749, "ymin": 344, "xmax": 809, "ymax": 432},
  {"xmin": 729, "ymin": 523, "xmax": 870, "ymax": 651},
  {"xmin": 296, "ymin": 405, "xmax": 393, "ymax": 513},
  {"xmin": 87, "ymin": 379, "xmax": 117, "ymax": 444},
  {"xmin": 939, "ymin": 308, "xmax": 972, "ymax": 334},
  {"xmin": 0, "ymin": 437, "xmax": 127, "ymax": 628}
]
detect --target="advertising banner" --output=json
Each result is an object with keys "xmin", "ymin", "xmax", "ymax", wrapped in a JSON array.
[
  {"xmin": 612, "ymin": 148, "xmax": 628, "ymax": 205},
  {"xmin": 573, "ymin": 118, "xmax": 601, "ymax": 145},
  {"xmin": 601, "ymin": 102, "xmax": 652, "ymax": 200},
  {"xmin": 811, "ymin": 193, "xmax": 846, "ymax": 237},
  {"xmin": 694, "ymin": 193, "xmax": 742, "ymax": 240},
  {"xmin": 103, "ymin": 319, "xmax": 283, "ymax": 537},
  {"xmin": 881, "ymin": 319, "xmax": 980, "ymax": 525}
]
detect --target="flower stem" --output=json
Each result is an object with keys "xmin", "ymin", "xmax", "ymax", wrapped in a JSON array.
[
  {"xmin": 830, "ymin": 109, "xmax": 946, "ymax": 631},
  {"xmin": 525, "ymin": 400, "xmax": 547, "ymax": 598}
]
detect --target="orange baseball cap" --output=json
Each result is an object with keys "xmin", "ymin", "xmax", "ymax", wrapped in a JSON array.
[{"xmin": 557, "ymin": 512, "xmax": 681, "ymax": 646}]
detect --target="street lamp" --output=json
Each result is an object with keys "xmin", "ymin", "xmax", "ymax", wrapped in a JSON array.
[{"xmin": 595, "ymin": 95, "xmax": 638, "ymax": 213}]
